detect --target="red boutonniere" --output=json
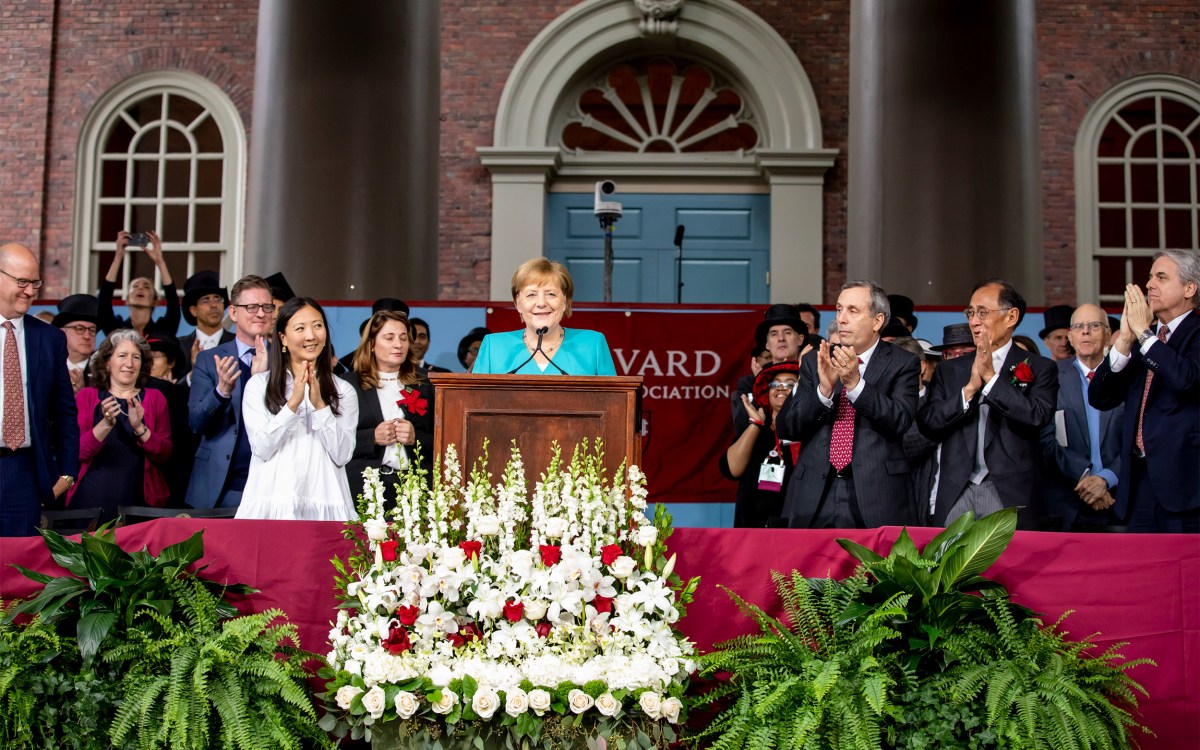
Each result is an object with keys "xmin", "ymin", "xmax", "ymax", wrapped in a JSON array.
[
  {"xmin": 1009, "ymin": 359, "xmax": 1034, "ymax": 389},
  {"xmin": 397, "ymin": 386, "xmax": 428, "ymax": 416}
]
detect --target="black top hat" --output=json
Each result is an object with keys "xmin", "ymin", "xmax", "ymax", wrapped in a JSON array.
[
  {"xmin": 932, "ymin": 323, "xmax": 975, "ymax": 351},
  {"xmin": 145, "ymin": 333, "xmax": 186, "ymax": 380},
  {"xmin": 1039, "ymin": 305, "xmax": 1075, "ymax": 339},
  {"xmin": 755, "ymin": 304, "xmax": 808, "ymax": 348},
  {"xmin": 359, "ymin": 298, "xmax": 412, "ymax": 335},
  {"xmin": 52, "ymin": 294, "xmax": 100, "ymax": 328},
  {"xmin": 180, "ymin": 270, "xmax": 229, "ymax": 326},
  {"xmin": 887, "ymin": 294, "xmax": 918, "ymax": 330},
  {"xmin": 264, "ymin": 272, "xmax": 296, "ymax": 303},
  {"xmin": 880, "ymin": 318, "xmax": 910, "ymax": 339},
  {"xmin": 1108, "ymin": 315, "xmax": 1120, "ymax": 333}
]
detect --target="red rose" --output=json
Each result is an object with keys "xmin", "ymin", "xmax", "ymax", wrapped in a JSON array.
[
  {"xmin": 535, "ymin": 621, "xmax": 552, "ymax": 638},
  {"xmin": 380, "ymin": 540, "xmax": 399, "ymax": 562},
  {"xmin": 460, "ymin": 623, "xmax": 481, "ymax": 642},
  {"xmin": 383, "ymin": 625, "xmax": 412, "ymax": 655},
  {"xmin": 447, "ymin": 632, "xmax": 466, "ymax": 649},
  {"xmin": 1014, "ymin": 361, "xmax": 1034, "ymax": 383},
  {"xmin": 600, "ymin": 544, "xmax": 622, "ymax": 565},
  {"xmin": 592, "ymin": 594, "xmax": 613, "ymax": 614},
  {"xmin": 539, "ymin": 545, "xmax": 562, "ymax": 566},
  {"xmin": 503, "ymin": 599, "xmax": 525, "ymax": 622},
  {"xmin": 396, "ymin": 605, "xmax": 420, "ymax": 626},
  {"xmin": 460, "ymin": 540, "xmax": 482, "ymax": 560}
]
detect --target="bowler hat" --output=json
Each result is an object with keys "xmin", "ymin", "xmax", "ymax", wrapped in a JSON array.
[
  {"xmin": 751, "ymin": 360, "xmax": 800, "ymax": 410},
  {"xmin": 755, "ymin": 304, "xmax": 808, "ymax": 348},
  {"xmin": 359, "ymin": 297, "xmax": 412, "ymax": 335},
  {"xmin": 887, "ymin": 294, "xmax": 918, "ymax": 331},
  {"xmin": 932, "ymin": 323, "xmax": 975, "ymax": 351},
  {"xmin": 264, "ymin": 272, "xmax": 296, "ymax": 303},
  {"xmin": 52, "ymin": 294, "xmax": 99, "ymax": 328},
  {"xmin": 1039, "ymin": 305, "xmax": 1075, "ymax": 339},
  {"xmin": 180, "ymin": 271, "xmax": 229, "ymax": 326}
]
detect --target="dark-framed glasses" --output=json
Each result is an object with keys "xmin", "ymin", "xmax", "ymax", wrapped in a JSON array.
[
  {"xmin": 0, "ymin": 268, "xmax": 45, "ymax": 289},
  {"xmin": 232, "ymin": 303, "xmax": 276, "ymax": 315},
  {"xmin": 963, "ymin": 306, "xmax": 1011, "ymax": 321},
  {"xmin": 62, "ymin": 324, "xmax": 98, "ymax": 337},
  {"xmin": 1068, "ymin": 321, "xmax": 1107, "ymax": 332}
]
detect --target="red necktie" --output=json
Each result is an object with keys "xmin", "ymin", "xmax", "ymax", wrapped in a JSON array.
[
  {"xmin": 1086, "ymin": 371, "xmax": 1094, "ymax": 383},
  {"xmin": 829, "ymin": 359, "xmax": 863, "ymax": 472},
  {"xmin": 1135, "ymin": 325, "xmax": 1169, "ymax": 453},
  {"xmin": 2, "ymin": 321, "xmax": 26, "ymax": 450}
]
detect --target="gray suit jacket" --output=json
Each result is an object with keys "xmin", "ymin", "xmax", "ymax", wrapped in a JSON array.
[{"xmin": 776, "ymin": 340, "xmax": 921, "ymax": 527}]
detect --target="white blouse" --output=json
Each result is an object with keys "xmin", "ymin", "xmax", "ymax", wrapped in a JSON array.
[
  {"xmin": 236, "ymin": 371, "xmax": 360, "ymax": 521},
  {"xmin": 375, "ymin": 374, "xmax": 410, "ymax": 471}
]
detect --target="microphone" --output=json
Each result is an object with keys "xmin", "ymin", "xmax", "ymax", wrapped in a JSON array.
[
  {"xmin": 674, "ymin": 225, "xmax": 685, "ymax": 248},
  {"xmin": 536, "ymin": 326, "xmax": 549, "ymax": 336},
  {"xmin": 506, "ymin": 327, "xmax": 549, "ymax": 374}
]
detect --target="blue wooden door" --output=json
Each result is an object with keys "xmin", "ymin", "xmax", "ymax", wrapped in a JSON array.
[{"xmin": 545, "ymin": 193, "xmax": 770, "ymax": 303}]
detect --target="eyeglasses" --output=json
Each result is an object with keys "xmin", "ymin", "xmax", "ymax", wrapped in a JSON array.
[
  {"xmin": 1069, "ymin": 321, "xmax": 1108, "ymax": 332},
  {"xmin": 231, "ymin": 303, "xmax": 276, "ymax": 315},
  {"xmin": 62, "ymin": 324, "xmax": 97, "ymax": 337},
  {"xmin": 769, "ymin": 381, "xmax": 797, "ymax": 390},
  {"xmin": 0, "ymin": 268, "xmax": 45, "ymax": 289},
  {"xmin": 963, "ymin": 306, "xmax": 1011, "ymax": 321}
]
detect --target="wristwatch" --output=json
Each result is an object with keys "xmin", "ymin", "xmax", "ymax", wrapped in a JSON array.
[
  {"xmin": 1137, "ymin": 327, "xmax": 1156, "ymax": 346},
  {"xmin": 59, "ymin": 475, "xmax": 75, "ymax": 489}
]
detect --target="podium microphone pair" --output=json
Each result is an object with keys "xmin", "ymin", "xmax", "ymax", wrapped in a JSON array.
[{"xmin": 507, "ymin": 326, "xmax": 570, "ymax": 375}]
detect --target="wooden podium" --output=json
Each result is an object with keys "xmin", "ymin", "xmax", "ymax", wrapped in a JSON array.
[{"xmin": 427, "ymin": 374, "xmax": 643, "ymax": 485}]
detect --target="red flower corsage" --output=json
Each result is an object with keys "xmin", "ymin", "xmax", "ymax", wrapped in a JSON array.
[
  {"xmin": 1009, "ymin": 359, "xmax": 1034, "ymax": 389},
  {"xmin": 397, "ymin": 386, "xmax": 428, "ymax": 416}
]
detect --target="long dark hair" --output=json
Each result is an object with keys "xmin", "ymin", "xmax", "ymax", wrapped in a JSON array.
[
  {"xmin": 351, "ymin": 310, "xmax": 422, "ymax": 390},
  {"xmin": 265, "ymin": 297, "xmax": 341, "ymax": 416}
]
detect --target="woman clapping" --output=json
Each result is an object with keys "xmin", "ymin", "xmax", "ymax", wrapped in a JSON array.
[{"xmin": 237, "ymin": 298, "xmax": 359, "ymax": 521}]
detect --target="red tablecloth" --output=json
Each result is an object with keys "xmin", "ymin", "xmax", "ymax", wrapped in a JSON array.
[{"xmin": 2, "ymin": 522, "xmax": 1196, "ymax": 746}]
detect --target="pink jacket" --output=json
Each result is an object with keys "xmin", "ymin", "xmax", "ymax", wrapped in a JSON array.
[{"xmin": 69, "ymin": 387, "xmax": 173, "ymax": 508}]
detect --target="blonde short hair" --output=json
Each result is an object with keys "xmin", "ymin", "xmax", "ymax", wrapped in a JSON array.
[{"xmin": 510, "ymin": 258, "xmax": 573, "ymax": 316}]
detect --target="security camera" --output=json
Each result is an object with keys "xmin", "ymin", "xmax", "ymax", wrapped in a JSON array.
[{"xmin": 594, "ymin": 180, "xmax": 623, "ymax": 218}]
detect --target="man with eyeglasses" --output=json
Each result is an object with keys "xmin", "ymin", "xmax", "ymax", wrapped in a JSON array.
[
  {"xmin": 918, "ymin": 278, "xmax": 1058, "ymax": 529},
  {"xmin": 0, "ymin": 243, "xmax": 79, "ymax": 536},
  {"xmin": 1040, "ymin": 305, "xmax": 1123, "ymax": 531},
  {"xmin": 51, "ymin": 294, "xmax": 100, "ymax": 393},
  {"xmin": 184, "ymin": 274, "xmax": 273, "ymax": 510}
]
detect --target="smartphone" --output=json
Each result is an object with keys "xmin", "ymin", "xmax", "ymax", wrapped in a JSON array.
[{"xmin": 127, "ymin": 232, "xmax": 150, "ymax": 247}]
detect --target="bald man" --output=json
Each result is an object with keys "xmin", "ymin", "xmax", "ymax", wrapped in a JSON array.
[{"xmin": 0, "ymin": 243, "xmax": 79, "ymax": 535}]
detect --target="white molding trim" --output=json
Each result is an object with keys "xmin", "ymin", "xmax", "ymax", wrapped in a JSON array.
[
  {"xmin": 481, "ymin": 0, "xmax": 835, "ymax": 302},
  {"xmin": 72, "ymin": 70, "xmax": 248, "ymax": 293},
  {"xmin": 1074, "ymin": 74, "xmax": 1200, "ymax": 303}
]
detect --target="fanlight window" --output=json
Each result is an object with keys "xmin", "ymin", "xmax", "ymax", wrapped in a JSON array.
[{"xmin": 561, "ymin": 58, "xmax": 758, "ymax": 154}]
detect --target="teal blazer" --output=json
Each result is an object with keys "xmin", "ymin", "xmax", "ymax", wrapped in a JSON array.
[{"xmin": 473, "ymin": 328, "xmax": 617, "ymax": 376}]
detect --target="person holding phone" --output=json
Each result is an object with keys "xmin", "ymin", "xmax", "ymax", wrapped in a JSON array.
[
  {"xmin": 97, "ymin": 230, "xmax": 181, "ymax": 337},
  {"xmin": 236, "ymin": 297, "xmax": 359, "ymax": 521},
  {"xmin": 67, "ymin": 329, "xmax": 173, "ymax": 523}
]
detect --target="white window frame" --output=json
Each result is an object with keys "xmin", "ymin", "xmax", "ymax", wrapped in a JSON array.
[
  {"xmin": 1075, "ymin": 74, "xmax": 1200, "ymax": 304},
  {"xmin": 72, "ymin": 70, "xmax": 247, "ymax": 295}
]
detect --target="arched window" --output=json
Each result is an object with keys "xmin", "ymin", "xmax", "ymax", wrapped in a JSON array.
[
  {"xmin": 1076, "ymin": 76, "xmax": 1200, "ymax": 305},
  {"xmin": 74, "ymin": 71, "xmax": 246, "ymax": 295}
]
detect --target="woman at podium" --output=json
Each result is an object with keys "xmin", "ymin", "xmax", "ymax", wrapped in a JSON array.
[{"xmin": 473, "ymin": 258, "xmax": 617, "ymax": 376}]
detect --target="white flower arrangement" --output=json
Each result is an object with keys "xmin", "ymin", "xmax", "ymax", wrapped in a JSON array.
[{"xmin": 318, "ymin": 441, "xmax": 699, "ymax": 749}]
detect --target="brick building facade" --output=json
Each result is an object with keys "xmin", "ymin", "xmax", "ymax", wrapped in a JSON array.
[{"xmin": 1, "ymin": 0, "xmax": 1196, "ymax": 303}]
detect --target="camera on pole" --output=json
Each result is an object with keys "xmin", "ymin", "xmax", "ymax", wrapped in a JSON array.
[{"xmin": 594, "ymin": 181, "xmax": 622, "ymax": 302}]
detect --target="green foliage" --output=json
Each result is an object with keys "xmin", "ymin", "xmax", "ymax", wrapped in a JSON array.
[{"xmin": 108, "ymin": 577, "xmax": 332, "ymax": 750}]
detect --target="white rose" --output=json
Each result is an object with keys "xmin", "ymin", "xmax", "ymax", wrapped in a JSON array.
[
  {"xmin": 609, "ymin": 555, "xmax": 637, "ymax": 579},
  {"xmin": 542, "ymin": 517, "xmax": 566, "ymax": 539},
  {"xmin": 505, "ymin": 688, "xmax": 529, "ymax": 717},
  {"xmin": 568, "ymin": 689, "xmax": 594, "ymax": 715},
  {"xmin": 638, "ymin": 691, "xmax": 662, "ymax": 719},
  {"xmin": 528, "ymin": 689, "xmax": 552, "ymax": 716},
  {"xmin": 660, "ymin": 697, "xmax": 682, "ymax": 724},
  {"xmin": 508, "ymin": 550, "xmax": 534, "ymax": 576},
  {"xmin": 595, "ymin": 692, "xmax": 621, "ymax": 717},
  {"xmin": 430, "ymin": 689, "xmax": 459, "ymax": 715},
  {"xmin": 394, "ymin": 690, "xmax": 420, "ymax": 719},
  {"xmin": 523, "ymin": 600, "xmax": 548, "ymax": 621},
  {"xmin": 360, "ymin": 686, "xmax": 387, "ymax": 719},
  {"xmin": 636, "ymin": 525, "xmax": 658, "ymax": 547},
  {"xmin": 441, "ymin": 547, "xmax": 467, "ymax": 569},
  {"xmin": 472, "ymin": 687, "xmax": 500, "ymax": 720},
  {"xmin": 335, "ymin": 685, "xmax": 363, "ymax": 710},
  {"xmin": 476, "ymin": 514, "xmax": 501, "ymax": 537},
  {"xmin": 427, "ymin": 664, "xmax": 453, "ymax": 687},
  {"xmin": 364, "ymin": 519, "xmax": 389, "ymax": 542}
]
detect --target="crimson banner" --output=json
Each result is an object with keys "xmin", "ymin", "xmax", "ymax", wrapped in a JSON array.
[{"xmin": 485, "ymin": 308, "xmax": 763, "ymax": 504}]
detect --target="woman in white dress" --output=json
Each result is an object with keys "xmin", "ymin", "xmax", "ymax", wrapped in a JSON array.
[{"xmin": 237, "ymin": 297, "xmax": 359, "ymax": 520}]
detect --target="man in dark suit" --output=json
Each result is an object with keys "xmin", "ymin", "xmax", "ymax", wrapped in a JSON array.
[
  {"xmin": 1089, "ymin": 249, "xmax": 1200, "ymax": 533},
  {"xmin": 1040, "ymin": 304, "xmax": 1123, "ymax": 530},
  {"xmin": 0, "ymin": 243, "xmax": 79, "ymax": 536},
  {"xmin": 410, "ymin": 318, "xmax": 452, "ymax": 375},
  {"xmin": 919, "ymin": 278, "xmax": 1058, "ymax": 529},
  {"xmin": 177, "ymin": 270, "xmax": 234, "ymax": 378},
  {"xmin": 184, "ymin": 274, "xmax": 273, "ymax": 509},
  {"xmin": 777, "ymin": 280, "xmax": 921, "ymax": 528}
]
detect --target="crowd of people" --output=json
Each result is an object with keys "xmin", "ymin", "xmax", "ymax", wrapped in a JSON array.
[{"xmin": 1, "ymin": 235, "xmax": 1196, "ymax": 536}]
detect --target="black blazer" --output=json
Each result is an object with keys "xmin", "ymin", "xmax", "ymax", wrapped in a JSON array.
[
  {"xmin": 776, "ymin": 340, "xmax": 921, "ymax": 528},
  {"xmin": 1089, "ymin": 310, "xmax": 1199, "ymax": 516},
  {"xmin": 97, "ymin": 279, "xmax": 181, "ymax": 337},
  {"xmin": 919, "ymin": 344, "xmax": 1058, "ymax": 529},
  {"xmin": 343, "ymin": 374, "xmax": 435, "ymax": 500}
]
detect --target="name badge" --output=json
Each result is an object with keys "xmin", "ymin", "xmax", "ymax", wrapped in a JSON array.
[{"xmin": 758, "ymin": 456, "xmax": 785, "ymax": 492}]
